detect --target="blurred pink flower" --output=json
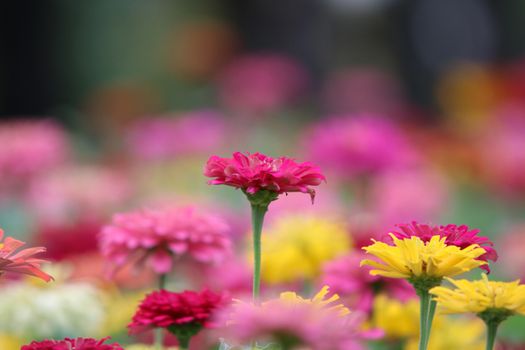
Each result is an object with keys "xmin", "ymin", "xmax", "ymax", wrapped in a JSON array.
[
  {"xmin": 99, "ymin": 206, "xmax": 232, "ymax": 275},
  {"xmin": 0, "ymin": 120, "xmax": 68, "ymax": 192},
  {"xmin": 391, "ymin": 221, "xmax": 497, "ymax": 273},
  {"xmin": 304, "ymin": 115, "xmax": 418, "ymax": 179},
  {"xmin": 0, "ymin": 229, "xmax": 53, "ymax": 282},
  {"xmin": 369, "ymin": 168, "xmax": 449, "ymax": 225},
  {"xmin": 218, "ymin": 54, "xmax": 309, "ymax": 114},
  {"xmin": 204, "ymin": 152, "xmax": 325, "ymax": 202},
  {"xmin": 321, "ymin": 252, "xmax": 414, "ymax": 313},
  {"xmin": 222, "ymin": 298, "xmax": 375, "ymax": 350},
  {"xmin": 479, "ymin": 112, "xmax": 525, "ymax": 197},
  {"xmin": 127, "ymin": 110, "xmax": 227, "ymax": 161},
  {"xmin": 497, "ymin": 225, "xmax": 525, "ymax": 280},
  {"xmin": 26, "ymin": 165, "xmax": 132, "ymax": 223}
]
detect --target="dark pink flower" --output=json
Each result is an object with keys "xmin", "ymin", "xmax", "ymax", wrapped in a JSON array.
[
  {"xmin": 321, "ymin": 252, "xmax": 415, "ymax": 313},
  {"xmin": 21, "ymin": 337, "xmax": 122, "ymax": 350},
  {"xmin": 128, "ymin": 289, "xmax": 224, "ymax": 333},
  {"xmin": 204, "ymin": 152, "xmax": 325, "ymax": 202},
  {"xmin": 391, "ymin": 221, "xmax": 497, "ymax": 272},
  {"xmin": 0, "ymin": 229, "xmax": 53, "ymax": 282},
  {"xmin": 99, "ymin": 206, "xmax": 232, "ymax": 275}
]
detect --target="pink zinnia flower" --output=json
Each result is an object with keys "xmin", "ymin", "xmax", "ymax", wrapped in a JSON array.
[
  {"xmin": 99, "ymin": 206, "xmax": 232, "ymax": 275},
  {"xmin": 390, "ymin": 221, "xmax": 497, "ymax": 272},
  {"xmin": 218, "ymin": 54, "xmax": 308, "ymax": 114},
  {"xmin": 128, "ymin": 289, "xmax": 224, "ymax": 333},
  {"xmin": 222, "ymin": 298, "xmax": 374, "ymax": 350},
  {"xmin": 321, "ymin": 252, "xmax": 415, "ymax": 313},
  {"xmin": 204, "ymin": 152, "xmax": 325, "ymax": 202},
  {"xmin": 0, "ymin": 229, "xmax": 53, "ymax": 282},
  {"xmin": 21, "ymin": 337, "xmax": 123, "ymax": 350},
  {"xmin": 126, "ymin": 110, "xmax": 227, "ymax": 161},
  {"xmin": 304, "ymin": 115, "xmax": 418, "ymax": 179}
]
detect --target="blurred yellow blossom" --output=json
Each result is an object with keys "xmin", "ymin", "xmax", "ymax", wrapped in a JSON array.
[
  {"xmin": 405, "ymin": 316, "xmax": 485, "ymax": 350},
  {"xmin": 0, "ymin": 334, "xmax": 22, "ymax": 350},
  {"xmin": 371, "ymin": 294, "xmax": 420, "ymax": 339},
  {"xmin": 260, "ymin": 215, "xmax": 351, "ymax": 284}
]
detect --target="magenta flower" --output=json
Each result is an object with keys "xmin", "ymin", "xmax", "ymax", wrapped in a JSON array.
[
  {"xmin": 304, "ymin": 115, "xmax": 418, "ymax": 179},
  {"xmin": 321, "ymin": 252, "xmax": 415, "ymax": 313},
  {"xmin": 0, "ymin": 229, "xmax": 53, "ymax": 282},
  {"xmin": 129, "ymin": 289, "xmax": 224, "ymax": 333},
  {"xmin": 391, "ymin": 221, "xmax": 497, "ymax": 272},
  {"xmin": 99, "ymin": 206, "xmax": 232, "ymax": 275},
  {"xmin": 126, "ymin": 110, "xmax": 227, "ymax": 161},
  {"xmin": 204, "ymin": 152, "xmax": 325, "ymax": 202},
  {"xmin": 21, "ymin": 337, "xmax": 123, "ymax": 350}
]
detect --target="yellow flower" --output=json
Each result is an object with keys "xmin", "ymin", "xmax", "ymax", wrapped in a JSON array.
[
  {"xmin": 430, "ymin": 274, "xmax": 525, "ymax": 315},
  {"xmin": 361, "ymin": 234, "xmax": 487, "ymax": 279},
  {"xmin": 405, "ymin": 316, "xmax": 485, "ymax": 350},
  {"xmin": 100, "ymin": 290, "xmax": 146, "ymax": 335},
  {"xmin": 0, "ymin": 334, "xmax": 22, "ymax": 350},
  {"xmin": 276, "ymin": 285, "xmax": 350, "ymax": 316},
  {"xmin": 260, "ymin": 215, "xmax": 351, "ymax": 284},
  {"xmin": 371, "ymin": 294, "xmax": 420, "ymax": 339}
]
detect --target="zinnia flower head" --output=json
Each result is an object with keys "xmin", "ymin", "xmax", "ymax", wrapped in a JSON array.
[
  {"xmin": 99, "ymin": 206, "xmax": 232, "ymax": 275},
  {"xmin": 204, "ymin": 152, "xmax": 325, "ymax": 203},
  {"xmin": 321, "ymin": 252, "xmax": 415, "ymax": 313},
  {"xmin": 261, "ymin": 215, "xmax": 350, "ymax": 284},
  {"xmin": 430, "ymin": 274, "xmax": 525, "ymax": 318},
  {"xmin": 21, "ymin": 337, "xmax": 123, "ymax": 350},
  {"xmin": 371, "ymin": 294, "xmax": 420, "ymax": 339},
  {"xmin": 304, "ymin": 115, "xmax": 418, "ymax": 179},
  {"xmin": 0, "ymin": 229, "xmax": 53, "ymax": 282},
  {"xmin": 361, "ymin": 234, "xmax": 487, "ymax": 286},
  {"xmin": 222, "ymin": 287, "xmax": 376, "ymax": 350},
  {"xmin": 391, "ymin": 221, "xmax": 497, "ymax": 272},
  {"xmin": 128, "ymin": 289, "xmax": 224, "ymax": 334}
]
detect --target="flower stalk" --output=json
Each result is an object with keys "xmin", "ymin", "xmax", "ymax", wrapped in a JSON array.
[
  {"xmin": 251, "ymin": 203, "xmax": 267, "ymax": 301},
  {"xmin": 155, "ymin": 273, "xmax": 167, "ymax": 349}
]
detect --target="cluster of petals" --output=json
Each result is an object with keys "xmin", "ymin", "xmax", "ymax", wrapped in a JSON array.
[
  {"xmin": 361, "ymin": 234, "xmax": 487, "ymax": 279},
  {"xmin": 126, "ymin": 111, "xmax": 226, "ymax": 160},
  {"xmin": 304, "ymin": 115, "xmax": 418, "ymax": 179},
  {"xmin": 322, "ymin": 252, "xmax": 414, "ymax": 313},
  {"xmin": 222, "ymin": 287, "xmax": 378, "ymax": 350},
  {"xmin": 204, "ymin": 152, "xmax": 325, "ymax": 201},
  {"xmin": 99, "ymin": 206, "xmax": 231, "ymax": 274},
  {"xmin": 128, "ymin": 289, "xmax": 224, "ymax": 333},
  {"xmin": 391, "ymin": 222, "xmax": 497, "ymax": 272},
  {"xmin": 0, "ymin": 229, "xmax": 52, "ymax": 282},
  {"xmin": 430, "ymin": 274, "xmax": 525, "ymax": 315},
  {"xmin": 21, "ymin": 337, "xmax": 123, "ymax": 350}
]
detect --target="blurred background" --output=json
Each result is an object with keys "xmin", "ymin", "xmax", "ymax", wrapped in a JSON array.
[{"xmin": 1, "ymin": 0, "xmax": 525, "ymax": 349}]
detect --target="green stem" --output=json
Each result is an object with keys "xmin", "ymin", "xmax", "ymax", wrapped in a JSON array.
[
  {"xmin": 155, "ymin": 273, "xmax": 167, "ymax": 349},
  {"xmin": 251, "ymin": 204, "xmax": 268, "ymax": 302},
  {"xmin": 425, "ymin": 299, "xmax": 437, "ymax": 348},
  {"xmin": 177, "ymin": 335, "xmax": 191, "ymax": 350},
  {"xmin": 418, "ymin": 290, "xmax": 430, "ymax": 350},
  {"xmin": 485, "ymin": 322, "xmax": 499, "ymax": 350}
]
